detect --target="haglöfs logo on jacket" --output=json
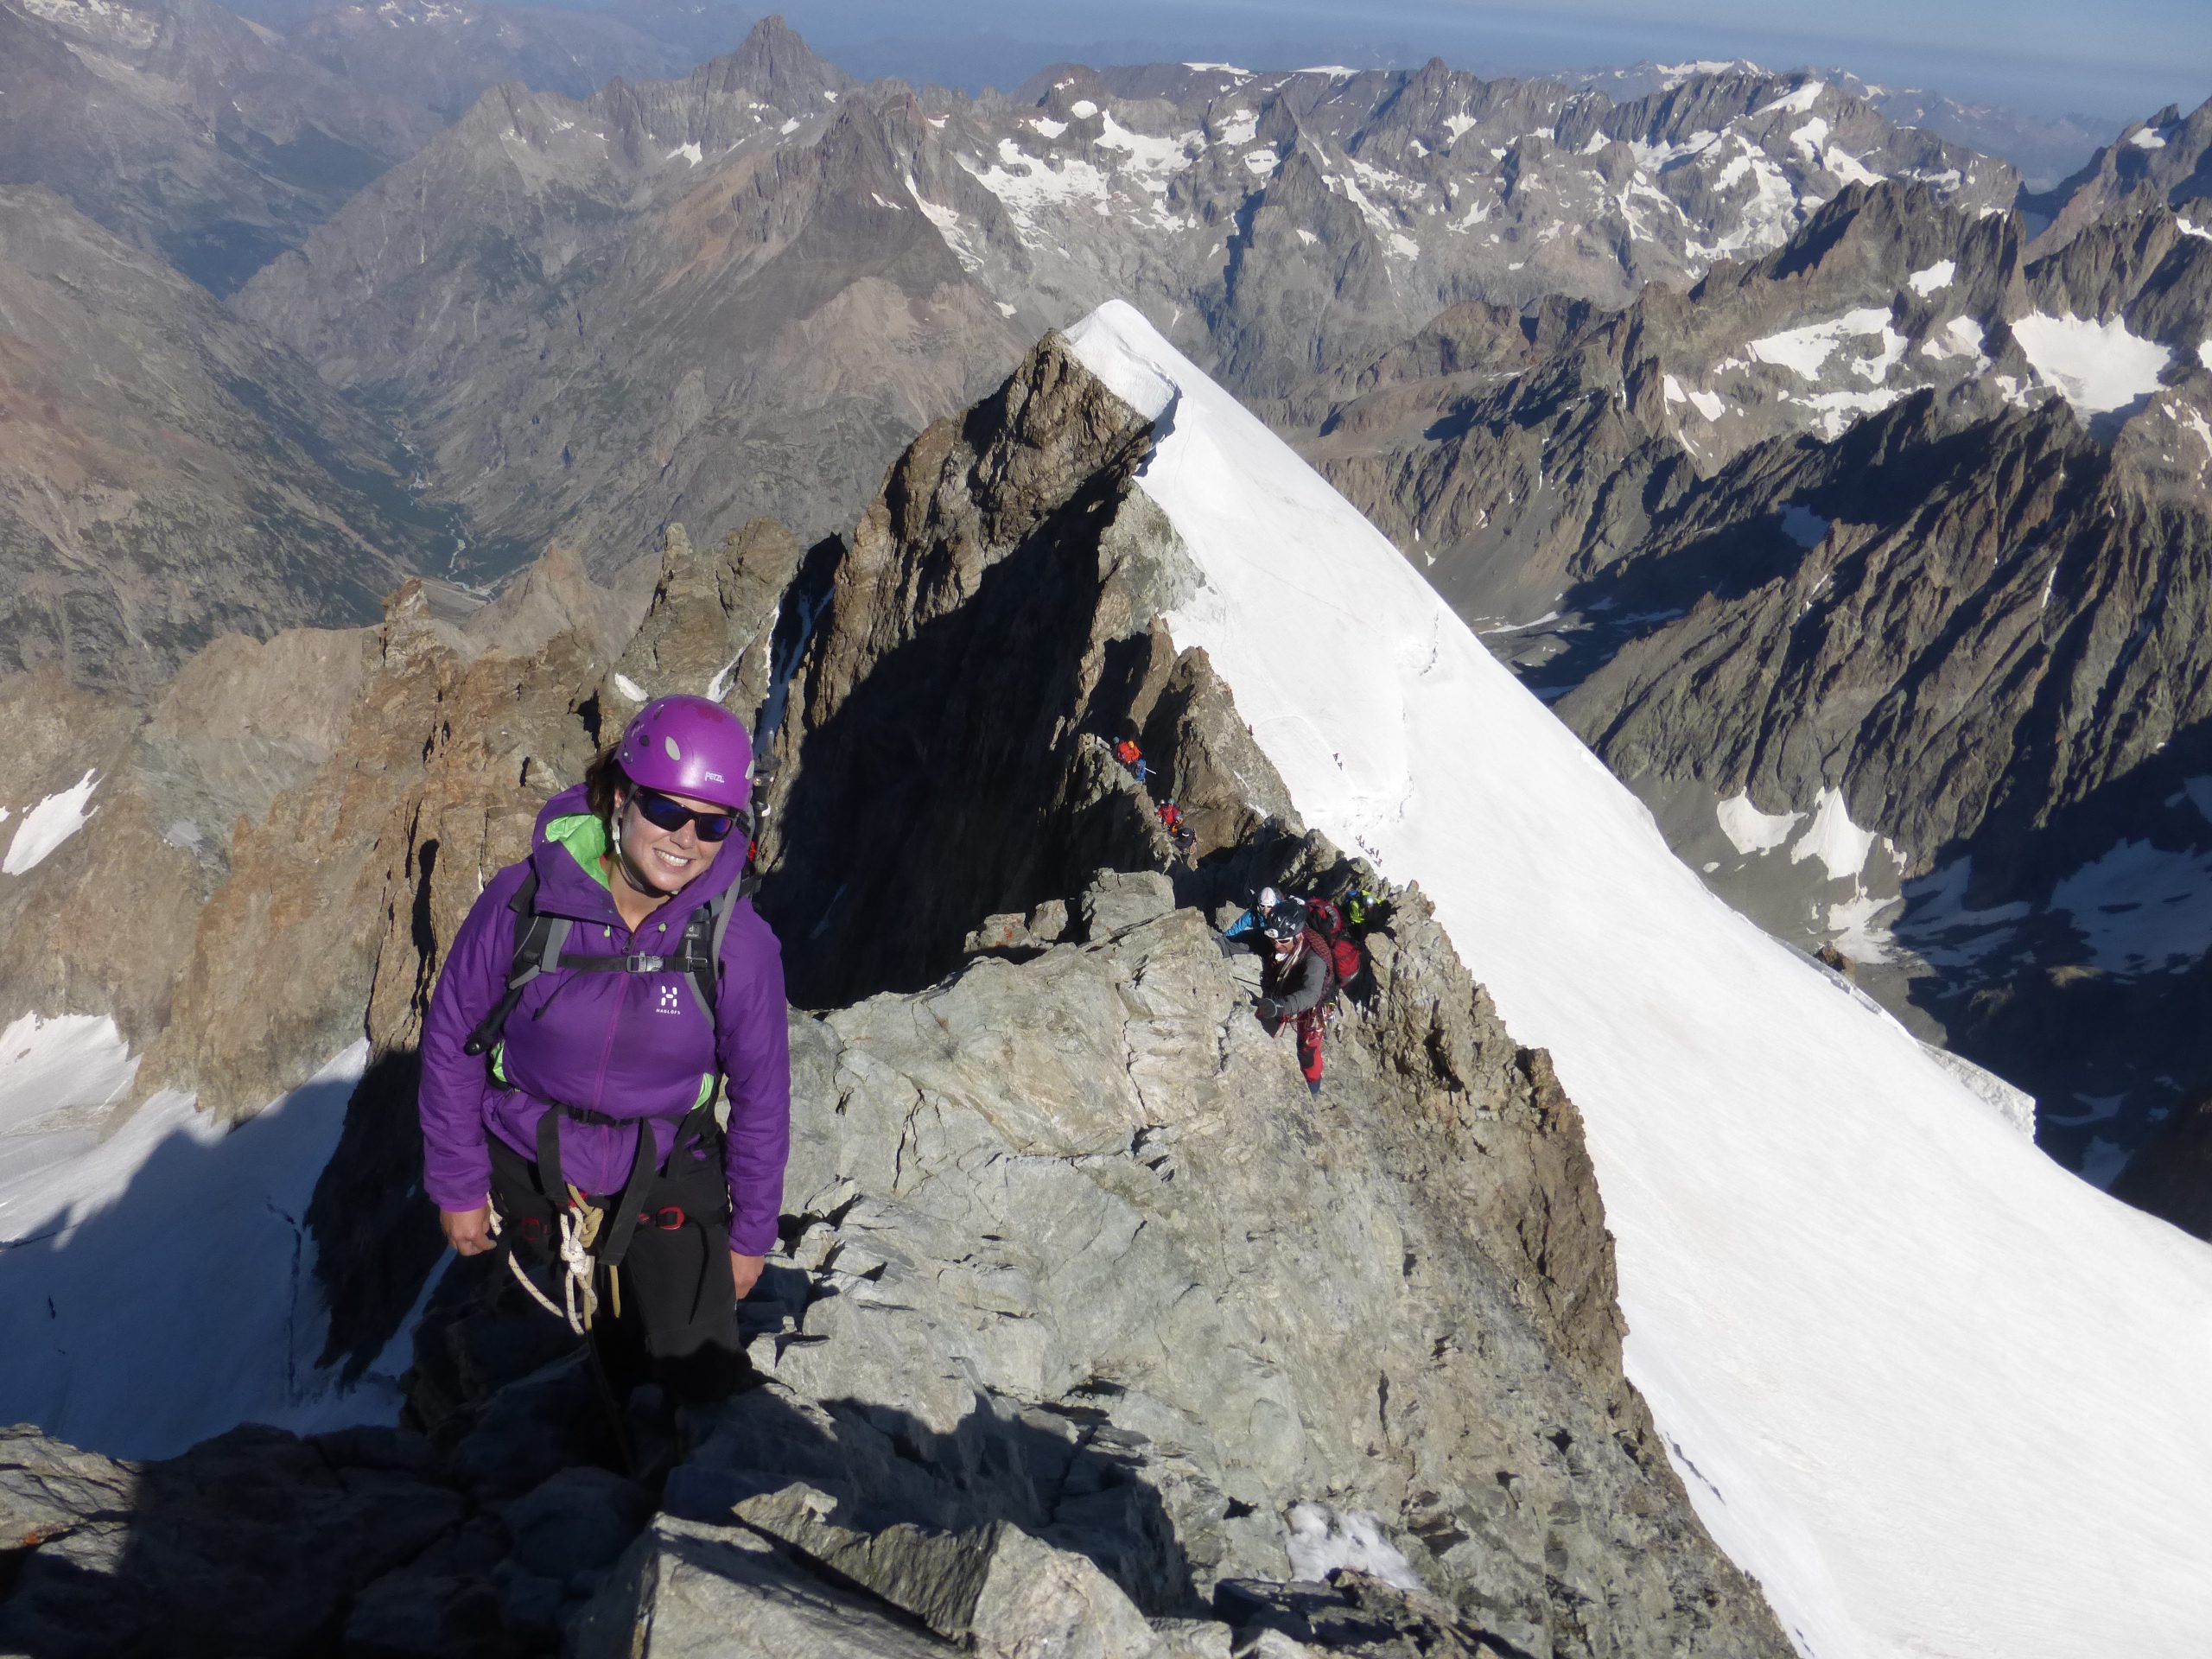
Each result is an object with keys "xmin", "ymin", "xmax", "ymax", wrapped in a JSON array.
[{"xmin": 657, "ymin": 985, "xmax": 682, "ymax": 1014}]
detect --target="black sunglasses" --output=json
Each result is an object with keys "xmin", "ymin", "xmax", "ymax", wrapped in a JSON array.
[{"xmin": 628, "ymin": 785, "xmax": 742, "ymax": 842}]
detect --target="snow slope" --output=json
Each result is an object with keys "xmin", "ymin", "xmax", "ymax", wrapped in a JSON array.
[
  {"xmin": 1065, "ymin": 299, "xmax": 2212, "ymax": 1659},
  {"xmin": 0, "ymin": 1037, "xmax": 417, "ymax": 1460}
]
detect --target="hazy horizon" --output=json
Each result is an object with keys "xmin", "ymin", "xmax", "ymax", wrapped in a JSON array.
[{"xmin": 536, "ymin": 0, "xmax": 2211, "ymax": 126}]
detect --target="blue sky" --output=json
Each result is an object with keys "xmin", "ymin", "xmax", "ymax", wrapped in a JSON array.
[{"xmin": 759, "ymin": 0, "xmax": 2209, "ymax": 121}]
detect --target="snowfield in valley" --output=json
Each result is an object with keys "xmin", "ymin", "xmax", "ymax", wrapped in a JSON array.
[{"xmin": 1068, "ymin": 298, "xmax": 2212, "ymax": 1659}]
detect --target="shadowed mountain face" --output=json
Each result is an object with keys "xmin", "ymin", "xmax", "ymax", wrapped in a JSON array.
[
  {"xmin": 0, "ymin": 186, "xmax": 467, "ymax": 700},
  {"xmin": 235, "ymin": 17, "xmax": 2011, "ymax": 566},
  {"xmin": 1274, "ymin": 175, "xmax": 2212, "ymax": 1209},
  {"xmin": 0, "ymin": 0, "xmax": 441, "ymax": 292}
]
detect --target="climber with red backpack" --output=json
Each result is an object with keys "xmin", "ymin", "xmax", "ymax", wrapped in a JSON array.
[
  {"xmin": 1112, "ymin": 733, "xmax": 1149, "ymax": 785},
  {"xmin": 416, "ymin": 694, "xmax": 789, "ymax": 1405},
  {"xmin": 1245, "ymin": 889, "xmax": 1358, "ymax": 1097},
  {"xmin": 1158, "ymin": 799, "xmax": 1196, "ymax": 861}
]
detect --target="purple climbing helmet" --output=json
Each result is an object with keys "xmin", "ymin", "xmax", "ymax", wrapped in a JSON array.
[{"xmin": 614, "ymin": 695, "xmax": 753, "ymax": 810}]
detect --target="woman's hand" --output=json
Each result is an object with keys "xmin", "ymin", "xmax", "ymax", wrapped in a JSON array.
[
  {"xmin": 730, "ymin": 1251, "xmax": 766, "ymax": 1300},
  {"xmin": 442, "ymin": 1205, "xmax": 495, "ymax": 1257}
]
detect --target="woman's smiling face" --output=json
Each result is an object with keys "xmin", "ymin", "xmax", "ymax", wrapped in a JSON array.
[{"xmin": 615, "ymin": 785, "xmax": 728, "ymax": 896}]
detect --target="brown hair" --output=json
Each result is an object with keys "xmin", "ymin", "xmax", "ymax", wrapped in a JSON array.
[{"xmin": 583, "ymin": 747, "xmax": 628, "ymax": 833}]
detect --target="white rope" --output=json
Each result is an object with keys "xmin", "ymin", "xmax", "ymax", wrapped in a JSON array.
[{"xmin": 487, "ymin": 1207, "xmax": 599, "ymax": 1335}]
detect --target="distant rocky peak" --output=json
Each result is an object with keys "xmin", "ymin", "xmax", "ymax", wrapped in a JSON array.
[
  {"xmin": 712, "ymin": 12, "xmax": 849, "ymax": 108},
  {"xmin": 2029, "ymin": 94, "xmax": 2212, "ymax": 255}
]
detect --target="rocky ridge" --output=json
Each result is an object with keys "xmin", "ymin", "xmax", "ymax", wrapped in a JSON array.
[{"xmin": 0, "ymin": 332, "xmax": 1791, "ymax": 1656}]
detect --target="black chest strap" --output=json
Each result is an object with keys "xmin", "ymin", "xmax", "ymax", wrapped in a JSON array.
[{"xmin": 461, "ymin": 868, "xmax": 734, "ymax": 1058}]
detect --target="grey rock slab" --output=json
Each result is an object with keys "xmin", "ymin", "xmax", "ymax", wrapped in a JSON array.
[
  {"xmin": 729, "ymin": 1482, "xmax": 1166, "ymax": 1656},
  {"xmin": 569, "ymin": 1515, "xmax": 960, "ymax": 1658},
  {"xmin": 1152, "ymin": 1619, "xmax": 1236, "ymax": 1659},
  {"xmin": 1080, "ymin": 868, "xmax": 1179, "ymax": 938},
  {"xmin": 341, "ymin": 1572, "xmax": 507, "ymax": 1659},
  {"xmin": 967, "ymin": 1523, "xmax": 1167, "ymax": 1658},
  {"xmin": 0, "ymin": 1427, "xmax": 136, "ymax": 1548},
  {"xmin": 499, "ymin": 1465, "xmax": 654, "ymax": 1580}
]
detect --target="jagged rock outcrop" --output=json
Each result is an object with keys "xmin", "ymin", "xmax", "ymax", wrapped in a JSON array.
[
  {"xmin": 595, "ymin": 518, "xmax": 806, "ymax": 726},
  {"xmin": 126, "ymin": 580, "xmax": 598, "ymax": 1124},
  {"xmin": 756, "ymin": 330, "xmax": 1191, "ymax": 1007},
  {"xmin": 0, "ymin": 1421, "xmax": 467, "ymax": 1658},
  {"xmin": 0, "ymin": 625, "xmax": 375, "ymax": 1052}
]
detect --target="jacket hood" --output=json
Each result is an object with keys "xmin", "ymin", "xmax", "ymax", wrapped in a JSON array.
[{"xmin": 525, "ymin": 781, "xmax": 745, "ymax": 926}]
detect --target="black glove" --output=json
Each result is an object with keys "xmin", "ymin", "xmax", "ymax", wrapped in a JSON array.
[{"xmin": 1255, "ymin": 996, "xmax": 1285, "ymax": 1022}]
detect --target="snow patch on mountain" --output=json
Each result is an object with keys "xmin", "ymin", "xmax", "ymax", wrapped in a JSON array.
[
  {"xmin": 1776, "ymin": 503, "xmax": 1829, "ymax": 547},
  {"xmin": 1717, "ymin": 791, "xmax": 1802, "ymax": 854},
  {"xmin": 2052, "ymin": 840, "xmax": 2212, "ymax": 976},
  {"xmin": 1919, "ymin": 315, "xmax": 1989, "ymax": 365},
  {"xmin": 2012, "ymin": 313, "xmax": 2172, "ymax": 416},
  {"xmin": 1065, "ymin": 297, "xmax": 2212, "ymax": 1659},
  {"xmin": 1285, "ymin": 1503, "xmax": 1427, "ymax": 1593},
  {"xmin": 0, "ymin": 1041, "xmax": 407, "ymax": 1460},
  {"xmin": 1664, "ymin": 374, "xmax": 1726, "ymax": 422},
  {"xmin": 1215, "ymin": 109, "xmax": 1259, "ymax": 147},
  {"xmin": 908, "ymin": 182, "xmax": 985, "ymax": 272},
  {"xmin": 1694, "ymin": 140, "xmax": 1801, "ymax": 257},
  {"xmin": 3, "ymin": 770, "xmax": 101, "ymax": 876},
  {"xmin": 1757, "ymin": 81, "xmax": 1825, "ymax": 117},
  {"xmin": 1092, "ymin": 112, "xmax": 1205, "ymax": 205},
  {"xmin": 1789, "ymin": 786, "xmax": 1881, "ymax": 880},
  {"xmin": 16, "ymin": 0, "xmax": 157, "ymax": 48},
  {"xmin": 1746, "ymin": 308, "xmax": 1897, "ymax": 379},
  {"xmin": 0, "ymin": 1015, "xmax": 137, "ymax": 1209},
  {"xmin": 961, "ymin": 139, "xmax": 1114, "ymax": 233},
  {"xmin": 1906, "ymin": 258, "xmax": 1955, "ymax": 296}
]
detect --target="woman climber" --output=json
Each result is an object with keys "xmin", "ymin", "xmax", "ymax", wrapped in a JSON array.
[{"xmin": 416, "ymin": 695, "xmax": 790, "ymax": 1400}]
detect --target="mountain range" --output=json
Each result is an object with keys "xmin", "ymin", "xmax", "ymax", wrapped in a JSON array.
[
  {"xmin": 232, "ymin": 19, "xmax": 2013, "ymax": 568},
  {"xmin": 1272, "ymin": 131, "xmax": 2212, "ymax": 1202}
]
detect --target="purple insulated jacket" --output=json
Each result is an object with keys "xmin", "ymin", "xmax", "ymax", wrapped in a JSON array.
[{"xmin": 417, "ymin": 784, "xmax": 791, "ymax": 1256}]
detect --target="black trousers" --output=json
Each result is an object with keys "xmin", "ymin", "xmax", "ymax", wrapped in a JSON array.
[{"xmin": 487, "ymin": 1128, "xmax": 742, "ymax": 1397}]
